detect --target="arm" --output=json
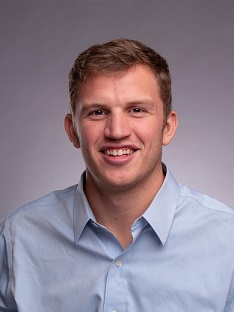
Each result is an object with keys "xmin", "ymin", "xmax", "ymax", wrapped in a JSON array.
[
  {"xmin": 0, "ymin": 220, "xmax": 18, "ymax": 312},
  {"xmin": 224, "ymin": 269, "xmax": 234, "ymax": 312}
]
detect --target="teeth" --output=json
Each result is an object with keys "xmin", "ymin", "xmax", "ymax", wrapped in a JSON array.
[{"xmin": 104, "ymin": 148, "xmax": 133, "ymax": 156}]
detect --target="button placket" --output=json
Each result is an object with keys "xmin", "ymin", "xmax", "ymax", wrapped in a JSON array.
[{"xmin": 103, "ymin": 255, "xmax": 127, "ymax": 312}]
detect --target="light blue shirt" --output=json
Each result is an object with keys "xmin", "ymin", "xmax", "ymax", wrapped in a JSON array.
[{"xmin": 0, "ymin": 167, "xmax": 234, "ymax": 312}]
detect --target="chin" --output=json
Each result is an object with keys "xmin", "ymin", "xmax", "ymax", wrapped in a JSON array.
[{"xmin": 99, "ymin": 174, "xmax": 144, "ymax": 193}]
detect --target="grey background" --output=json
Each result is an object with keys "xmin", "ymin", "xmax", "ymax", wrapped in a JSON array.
[{"xmin": 1, "ymin": 0, "xmax": 233, "ymax": 220}]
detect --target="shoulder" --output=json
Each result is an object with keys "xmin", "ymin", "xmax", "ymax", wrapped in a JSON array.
[
  {"xmin": 174, "ymin": 184, "xmax": 234, "ymax": 257},
  {"xmin": 179, "ymin": 184, "xmax": 234, "ymax": 213},
  {"xmin": 0, "ymin": 185, "xmax": 78, "ymax": 233},
  {"xmin": 178, "ymin": 185, "xmax": 234, "ymax": 222}
]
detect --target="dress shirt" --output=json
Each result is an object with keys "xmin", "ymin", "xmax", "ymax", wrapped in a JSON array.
[{"xmin": 0, "ymin": 166, "xmax": 234, "ymax": 312}]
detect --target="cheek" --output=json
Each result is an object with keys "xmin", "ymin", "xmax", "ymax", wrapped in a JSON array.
[
  {"xmin": 136, "ymin": 123, "xmax": 163, "ymax": 143},
  {"xmin": 78, "ymin": 123, "xmax": 102, "ymax": 147}
]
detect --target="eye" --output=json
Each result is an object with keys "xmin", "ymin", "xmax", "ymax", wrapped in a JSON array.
[
  {"xmin": 127, "ymin": 106, "xmax": 149, "ymax": 118},
  {"xmin": 132, "ymin": 107, "xmax": 143, "ymax": 113},
  {"xmin": 88, "ymin": 109, "xmax": 108, "ymax": 119},
  {"xmin": 92, "ymin": 110, "xmax": 105, "ymax": 115},
  {"xmin": 129, "ymin": 107, "xmax": 146, "ymax": 117}
]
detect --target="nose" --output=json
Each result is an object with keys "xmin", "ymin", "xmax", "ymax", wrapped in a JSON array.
[{"xmin": 104, "ymin": 111, "xmax": 132, "ymax": 140}]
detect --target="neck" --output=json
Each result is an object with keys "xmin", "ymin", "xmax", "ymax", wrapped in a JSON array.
[{"xmin": 85, "ymin": 166, "xmax": 164, "ymax": 248}]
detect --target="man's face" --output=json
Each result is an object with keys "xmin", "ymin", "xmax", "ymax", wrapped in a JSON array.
[{"xmin": 66, "ymin": 65, "xmax": 177, "ymax": 192}]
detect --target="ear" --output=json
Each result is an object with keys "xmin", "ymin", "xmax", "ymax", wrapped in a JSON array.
[
  {"xmin": 162, "ymin": 110, "xmax": 178, "ymax": 146},
  {"xmin": 64, "ymin": 114, "xmax": 80, "ymax": 148}
]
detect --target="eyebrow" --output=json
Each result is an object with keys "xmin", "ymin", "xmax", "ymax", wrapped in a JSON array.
[
  {"xmin": 126, "ymin": 99, "xmax": 155, "ymax": 107},
  {"xmin": 82, "ymin": 99, "xmax": 155, "ymax": 107},
  {"xmin": 79, "ymin": 102, "xmax": 109, "ymax": 114}
]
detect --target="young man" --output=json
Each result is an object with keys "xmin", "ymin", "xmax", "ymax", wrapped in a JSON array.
[{"xmin": 0, "ymin": 39, "xmax": 234, "ymax": 312}]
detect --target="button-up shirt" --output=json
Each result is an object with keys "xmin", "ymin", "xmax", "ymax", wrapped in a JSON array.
[{"xmin": 0, "ymin": 167, "xmax": 234, "ymax": 311}]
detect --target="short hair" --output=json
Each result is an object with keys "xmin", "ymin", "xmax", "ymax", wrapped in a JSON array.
[{"xmin": 69, "ymin": 38, "xmax": 172, "ymax": 120}]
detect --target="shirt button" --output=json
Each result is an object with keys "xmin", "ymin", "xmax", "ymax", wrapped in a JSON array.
[
  {"xmin": 115, "ymin": 259, "xmax": 122, "ymax": 267},
  {"xmin": 112, "ymin": 310, "xmax": 117, "ymax": 312}
]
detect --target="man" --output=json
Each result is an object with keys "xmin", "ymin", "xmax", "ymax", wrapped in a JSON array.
[{"xmin": 0, "ymin": 39, "xmax": 233, "ymax": 312}]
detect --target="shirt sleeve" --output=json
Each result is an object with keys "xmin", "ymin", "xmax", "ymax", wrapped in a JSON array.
[
  {"xmin": 225, "ymin": 269, "xmax": 234, "ymax": 312},
  {"xmin": 0, "ymin": 219, "xmax": 18, "ymax": 311}
]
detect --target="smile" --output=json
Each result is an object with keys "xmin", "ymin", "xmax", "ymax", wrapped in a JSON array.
[{"xmin": 103, "ymin": 148, "xmax": 134, "ymax": 156}]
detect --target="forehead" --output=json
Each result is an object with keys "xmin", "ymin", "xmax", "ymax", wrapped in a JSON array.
[
  {"xmin": 76, "ymin": 65, "xmax": 160, "ymax": 101},
  {"xmin": 84, "ymin": 64, "xmax": 157, "ymax": 83}
]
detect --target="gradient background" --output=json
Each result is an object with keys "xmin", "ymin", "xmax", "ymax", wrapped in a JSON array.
[{"xmin": 1, "ymin": 0, "xmax": 233, "ymax": 220}]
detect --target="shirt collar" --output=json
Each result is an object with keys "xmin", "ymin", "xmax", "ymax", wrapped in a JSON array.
[
  {"xmin": 73, "ymin": 172, "xmax": 97, "ymax": 244},
  {"xmin": 74, "ymin": 165, "xmax": 180, "ymax": 245},
  {"xmin": 143, "ymin": 165, "xmax": 180, "ymax": 245}
]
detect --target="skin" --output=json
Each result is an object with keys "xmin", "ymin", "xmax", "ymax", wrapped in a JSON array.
[{"xmin": 65, "ymin": 64, "xmax": 178, "ymax": 248}]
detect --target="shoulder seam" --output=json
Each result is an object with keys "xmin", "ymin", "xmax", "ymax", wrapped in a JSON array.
[
  {"xmin": 4, "ymin": 186, "xmax": 78, "ymax": 222},
  {"xmin": 180, "ymin": 194, "xmax": 234, "ymax": 218}
]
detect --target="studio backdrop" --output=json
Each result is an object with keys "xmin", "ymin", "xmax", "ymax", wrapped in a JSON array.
[{"xmin": 0, "ymin": 0, "xmax": 233, "ymax": 219}]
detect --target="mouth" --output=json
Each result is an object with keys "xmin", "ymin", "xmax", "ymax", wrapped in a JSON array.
[{"xmin": 101, "ymin": 147, "xmax": 136, "ymax": 157}]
